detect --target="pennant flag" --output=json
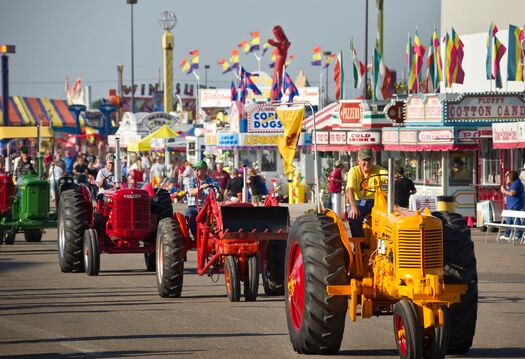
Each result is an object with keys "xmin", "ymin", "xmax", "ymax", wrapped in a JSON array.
[
  {"xmin": 406, "ymin": 33, "xmax": 413, "ymax": 82},
  {"xmin": 424, "ymin": 38, "xmax": 435, "ymax": 93},
  {"xmin": 245, "ymin": 76, "xmax": 262, "ymax": 95},
  {"xmin": 189, "ymin": 49, "xmax": 199, "ymax": 57},
  {"xmin": 486, "ymin": 22, "xmax": 498, "ymax": 80},
  {"xmin": 507, "ymin": 24, "xmax": 525, "ymax": 81},
  {"xmin": 218, "ymin": 57, "xmax": 232, "ymax": 74},
  {"xmin": 413, "ymin": 31, "xmax": 426, "ymax": 89},
  {"xmin": 249, "ymin": 31, "xmax": 260, "ymax": 52},
  {"xmin": 283, "ymin": 72, "xmax": 299, "ymax": 102},
  {"xmin": 276, "ymin": 106, "xmax": 305, "ymax": 177},
  {"xmin": 285, "ymin": 54, "xmax": 295, "ymax": 67},
  {"xmin": 238, "ymin": 39, "xmax": 250, "ymax": 54},
  {"xmin": 311, "ymin": 46, "xmax": 322, "ymax": 66},
  {"xmin": 372, "ymin": 47, "xmax": 393, "ymax": 100},
  {"xmin": 432, "ymin": 28, "xmax": 443, "ymax": 87},
  {"xmin": 334, "ymin": 50, "xmax": 344, "ymax": 100},
  {"xmin": 239, "ymin": 78, "xmax": 248, "ymax": 104},
  {"xmin": 180, "ymin": 58, "xmax": 191, "ymax": 74},
  {"xmin": 231, "ymin": 80, "xmax": 238, "ymax": 101},
  {"xmin": 323, "ymin": 53, "xmax": 336, "ymax": 68},
  {"xmin": 350, "ymin": 39, "xmax": 365, "ymax": 89},
  {"xmin": 408, "ymin": 50, "xmax": 418, "ymax": 92},
  {"xmin": 444, "ymin": 32, "xmax": 454, "ymax": 87},
  {"xmin": 262, "ymin": 41, "xmax": 271, "ymax": 56},
  {"xmin": 229, "ymin": 49, "xmax": 240, "ymax": 70},
  {"xmin": 270, "ymin": 72, "xmax": 282, "ymax": 100},
  {"xmin": 240, "ymin": 66, "xmax": 258, "ymax": 79},
  {"xmin": 189, "ymin": 49, "xmax": 199, "ymax": 70},
  {"xmin": 494, "ymin": 36, "xmax": 507, "ymax": 88},
  {"xmin": 451, "ymin": 28, "xmax": 465, "ymax": 85}
]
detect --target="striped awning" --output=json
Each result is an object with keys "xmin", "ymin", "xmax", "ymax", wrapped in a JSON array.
[
  {"xmin": 0, "ymin": 96, "xmax": 77, "ymax": 128},
  {"xmin": 303, "ymin": 102, "xmax": 339, "ymax": 131}
]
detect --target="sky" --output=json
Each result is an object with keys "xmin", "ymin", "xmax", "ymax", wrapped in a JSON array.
[{"xmin": 0, "ymin": 0, "xmax": 440, "ymax": 102}]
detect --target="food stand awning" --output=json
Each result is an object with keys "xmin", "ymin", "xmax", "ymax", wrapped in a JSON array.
[
  {"xmin": 303, "ymin": 102, "xmax": 339, "ymax": 130},
  {"xmin": 128, "ymin": 125, "xmax": 179, "ymax": 152},
  {"xmin": 382, "ymin": 127, "xmax": 478, "ymax": 151}
]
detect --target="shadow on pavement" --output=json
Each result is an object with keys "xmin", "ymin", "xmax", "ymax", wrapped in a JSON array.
[{"xmin": 0, "ymin": 349, "xmax": 202, "ymax": 358}]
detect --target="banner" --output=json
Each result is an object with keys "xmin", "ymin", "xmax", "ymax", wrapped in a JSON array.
[{"xmin": 276, "ymin": 106, "xmax": 305, "ymax": 177}]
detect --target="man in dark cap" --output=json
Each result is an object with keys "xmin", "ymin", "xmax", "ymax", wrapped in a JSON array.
[
  {"xmin": 13, "ymin": 146, "xmax": 37, "ymax": 184},
  {"xmin": 345, "ymin": 149, "xmax": 387, "ymax": 237}
]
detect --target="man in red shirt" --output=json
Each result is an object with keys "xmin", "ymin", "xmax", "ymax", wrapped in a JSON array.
[
  {"xmin": 210, "ymin": 162, "xmax": 230, "ymax": 201},
  {"xmin": 328, "ymin": 161, "xmax": 344, "ymax": 211}
]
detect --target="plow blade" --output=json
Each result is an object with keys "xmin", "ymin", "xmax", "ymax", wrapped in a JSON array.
[{"xmin": 220, "ymin": 206, "xmax": 290, "ymax": 234}]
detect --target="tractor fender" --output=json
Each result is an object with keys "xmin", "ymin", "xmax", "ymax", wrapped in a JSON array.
[
  {"xmin": 174, "ymin": 211, "xmax": 190, "ymax": 249},
  {"xmin": 79, "ymin": 183, "xmax": 92, "ymax": 204}
]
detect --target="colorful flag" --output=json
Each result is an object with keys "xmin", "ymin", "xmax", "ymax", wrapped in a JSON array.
[
  {"xmin": 408, "ymin": 50, "xmax": 418, "ymax": 92},
  {"xmin": 229, "ymin": 49, "xmax": 240, "ymax": 70},
  {"xmin": 406, "ymin": 33, "xmax": 413, "ymax": 82},
  {"xmin": 350, "ymin": 39, "xmax": 365, "ymax": 89},
  {"xmin": 413, "ymin": 31, "xmax": 426, "ymax": 87},
  {"xmin": 245, "ymin": 76, "xmax": 262, "ymax": 95},
  {"xmin": 372, "ymin": 47, "xmax": 392, "ymax": 100},
  {"xmin": 285, "ymin": 54, "xmax": 295, "ymax": 67},
  {"xmin": 323, "ymin": 53, "xmax": 336, "ymax": 68},
  {"xmin": 189, "ymin": 49, "xmax": 199, "ymax": 70},
  {"xmin": 239, "ymin": 78, "xmax": 248, "ymax": 104},
  {"xmin": 486, "ymin": 22, "xmax": 498, "ymax": 80},
  {"xmin": 451, "ymin": 28, "xmax": 465, "ymax": 84},
  {"xmin": 334, "ymin": 50, "xmax": 344, "ymax": 100},
  {"xmin": 238, "ymin": 39, "xmax": 250, "ymax": 54},
  {"xmin": 180, "ymin": 58, "xmax": 191, "ymax": 74},
  {"xmin": 283, "ymin": 72, "xmax": 299, "ymax": 102},
  {"xmin": 432, "ymin": 28, "xmax": 443, "ymax": 86},
  {"xmin": 240, "ymin": 66, "xmax": 258, "ymax": 79},
  {"xmin": 249, "ymin": 31, "xmax": 260, "ymax": 52},
  {"xmin": 444, "ymin": 32, "xmax": 453, "ymax": 87},
  {"xmin": 424, "ymin": 38, "xmax": 435, "ymax": 93},
  {"xmin": 270, "ymin": 73, "xmax": 282, "ymax": 100},
  {"xmin": 494, "ymin": 36, "xmax": 507, "ymax": 88},
  {"xmin": 231, "ymin": 80, "xmax": 238, "ymax": 101},
  {"xmin": 507, "ymin": 24, "xmax": 525, "ymax": 81},
  {"xmin": 218, "ymin": 57, "xmax": 231, "ymax": 74},
  {"xmin": 262, "ymin": 41, "xmax": 271, "ymax": 56},
  {"xmin": 311, "ymin": 46, "xmax": 322, "ymax": 66},
  {"xmin": 276, "ymin": 106, "xmax": 305, "ymax": 177}
]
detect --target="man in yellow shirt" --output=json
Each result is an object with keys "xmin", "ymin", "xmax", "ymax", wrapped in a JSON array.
[{"xmin": 345, "ymin": 148, "xmax": 387, "ymax": 237}]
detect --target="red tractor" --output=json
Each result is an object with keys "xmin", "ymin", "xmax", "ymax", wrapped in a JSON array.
[
  {"xmin": 156, "ymin": 189, "xmax": 290, "ymax": 301},
  {"xmin": 57, "ymin": 139, "xmax": 173, "ymax": 275}
]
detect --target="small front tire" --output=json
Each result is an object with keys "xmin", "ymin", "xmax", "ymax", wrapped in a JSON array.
[
  {"xmin": 224, "ymin": 255, "xmax": 241, "ymax": 302},
  {"xmin": 83, "ymin": 228, "xmax": 100, "ymax": 276}
]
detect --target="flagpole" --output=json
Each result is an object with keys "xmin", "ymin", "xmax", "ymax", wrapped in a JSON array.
[
  {"xmin": 192, "ymin": 70, "xmax": 200, "ymax": 122},
  {"xmin": 253, "ymin": 53, "xmax": 261, "ymax": 73},
  {"xmin": 363, "ymin": 0, "xmax": 369, "ymax": 100},
  {"xmin": 319, "ymin": 70, "xmax": 323, "ymax": 108}
]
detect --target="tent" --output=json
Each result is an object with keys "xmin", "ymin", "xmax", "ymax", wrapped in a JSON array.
[{"xmin": 127, "ymin": 125, "xmax": 179, "ymax": 152}]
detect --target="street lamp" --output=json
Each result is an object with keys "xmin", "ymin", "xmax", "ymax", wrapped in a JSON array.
[
  {"xmin": 158, "ymin": 10, "xmax": 177, "ymax": 113},
  {"xmin": 204, "ymin": 65, "xmax": 210, "ymax": 88},
  {"xmin": 127, "ymin": 0, "xmax": 137, "ymax": 112}
]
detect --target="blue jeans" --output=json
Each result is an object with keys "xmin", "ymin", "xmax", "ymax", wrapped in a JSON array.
[
  {"xmin": 504, "ymin": 214, "xmax": 523, "ymax": 238},
  {"xmin": 348, "ymin": 199, "xmax": 374, "ymax": 237},
  {"xmin": 185, "ymin": 206, "xmax": 198, "ymax": 240}
]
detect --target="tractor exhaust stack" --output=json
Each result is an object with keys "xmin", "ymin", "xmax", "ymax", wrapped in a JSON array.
[{"xmin": 114, "ymin": 137, "xmax": 122, "ymax": 188}]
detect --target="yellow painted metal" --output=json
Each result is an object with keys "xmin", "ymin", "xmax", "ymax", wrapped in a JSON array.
[
  {"xmin": 326, "ymin": 285, "xmax": 352, "ymax": 296},
  {"xmin": 162, "ymin": 30, "xmax": 174, "ymax": 113}
]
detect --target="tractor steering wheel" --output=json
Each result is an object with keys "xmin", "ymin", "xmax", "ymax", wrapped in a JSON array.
[{"xmin": 359, "ymin": 173, "xmax": 388, "ymax": 194}]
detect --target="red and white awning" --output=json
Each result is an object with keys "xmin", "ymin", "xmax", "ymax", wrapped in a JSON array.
[{"xmin": 303, "ymin": 102, "xmax": 339, "ymax": 131}]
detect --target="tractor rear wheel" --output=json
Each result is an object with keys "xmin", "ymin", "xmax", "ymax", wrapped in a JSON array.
[
  {"xmin": 58, "ymin": 188, "xmax": 90, "ymax": 273},
  {"xmin": 432, "ymin": 211, "xmax": 478, "ymax": 355},
  {"xmin": 24, "ymin": 230, "xmax": 42, "ymax": 242},
  {"xmin": 285, "ymin": 214, "xmax": 348, "ymax": 355},
  {"xmin": 244, "ymin": 255, "xmax": 259, "ymax": 302},
  {"xmin": 83, "ymin": 228, "xmax": 100, "ymax": 276},
  {"xmin": 224, "ymin": 255, "xmax": 241, "ymax": 302},
  {"xmin": 393, "ymin": 300, "xmax": 423, "ymax": 359},
  {"xmin": 144, "ymin": 253, "xmax": 156, "ymax": 272},
  {"xmin": 262, "ymin": 240, "xmax": 286, "ymax": 296},
  {"xmin": 151, "ymin": 188, "xmax": 173, "ymax": 220},
  {"xmin": 156, "ymin": 217, "xmax": 184, "ymax": 298},
  {"xmin": 4, "ymin": 230, "xmax": 15, "ymax": 245},
  {"xmin": 423, "ymin": 304, "xmax": 450, "ymax": 359}
]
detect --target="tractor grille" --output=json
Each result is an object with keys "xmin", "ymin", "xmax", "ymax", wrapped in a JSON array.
[
  {"xmin": 112, "ymin": 196, "xmax": 150, "ymax": 231},
  {"xmin": 398, "ymin": 228, "xmax": 443, "ymax": 269}
]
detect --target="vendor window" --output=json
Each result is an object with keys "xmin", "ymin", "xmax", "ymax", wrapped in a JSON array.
[
  {"xmin": 449, "ymin": 151, "xmax": 474, "ymax": 186},
  {"xmin": 480, "ymin": 139, "xmax": 500, "ymax": 185},
  {"xmin": 239, "ymin": 150, "xmax": 258, "ymax": 169}
]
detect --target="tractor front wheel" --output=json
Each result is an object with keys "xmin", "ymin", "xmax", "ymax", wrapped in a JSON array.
[
  {"xmin": 423, "ymin": 304, "xmax": 450, "ymax": 359},
  {"xmin": 144, "ymin": 253, "xmax": 156, "ymax": 272},
  {"xmin": 224, "ymin": 255, "xmax": 241, "ymax": 302},
  {"xmin": 5, "ymin": 230, "xmax": 15, "ymax": 245},
  {"xmin": 285, "ymin": 214, "xmax": 348, "ymax": 355},
  {"xmin": 83, "ymin": 228, "xmax": 100, "ymax": 276},
  {"xmin": 262, "ymin": 240, "xmax": 286, "ymax": 296},
  {"xmin": 24, "ymin": 230, "xmax": 42, "ymax": 242},
  {"xmin": 58, "ymin": 189, "xmax": 90, "ymax": 272},
  {"xmin": 156, "ymin": 218, "xmax": 184, "ymax": 298},
  {"xmin": 393, "ymin": 300, "xmax": 423, "ymax": 359},
  {"xmin": 244, "ymin": 255, "xmax": 259, "ymax": 302}
]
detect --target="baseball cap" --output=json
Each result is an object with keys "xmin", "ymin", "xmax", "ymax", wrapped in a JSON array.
[
  {"xmin": 106, "ymin": 154, "xmax": 116, "ymax": 163},
  {"xmin": 20, "ymin": 146, "xmax": 28, "ymax": 154},
  {"xmin": 358, "ymin": 148, "xmax": 373, "ymax": 161},
  {"xmin": 193, "ymin": 160, "xmax": 208, "ymax": 170},
  {"xmin": 335, "ymin": 160, "xmax": 344, "ymax": 167}
]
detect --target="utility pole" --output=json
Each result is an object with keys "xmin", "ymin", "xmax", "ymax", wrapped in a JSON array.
[
  {"xmin": 204, "ymin": 65, "xmax": 210, "ymax": 88},
  {"xmin": 376, "ymin": 0, "xmax": 384, "ymax": 55},
  {"xmin": 363, "ymin": 0, "xmax": 369, "ymax": 99}
]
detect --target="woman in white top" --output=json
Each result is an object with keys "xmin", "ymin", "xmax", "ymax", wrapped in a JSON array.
[{"xmin": 48, "ymin": 162, "xmax": 64, "ymax": 202}]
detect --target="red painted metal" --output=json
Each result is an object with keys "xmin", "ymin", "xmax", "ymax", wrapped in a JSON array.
[
  {"xmin": 287, "ymin": 240, "xmax": 305, "ymax": 331},
  {"xmin": 0, "ymin": 174, "xmax": 15, "ymax": 214},
  {"xmin": 394, "ymin": 312, "xmax": 408, "ymax": 356}
]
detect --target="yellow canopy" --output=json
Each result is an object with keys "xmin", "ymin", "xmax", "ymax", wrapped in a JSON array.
[
  {"xmin": 0, "ymin": 126, "xmax": 54, "ymax": 139},
  {"xmin": 128, "ymin": 125, "xmax": 179, "ymax": 152}
]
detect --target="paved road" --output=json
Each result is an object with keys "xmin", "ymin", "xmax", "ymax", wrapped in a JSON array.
[{"xmin": 0, "ymin": 206, "xmax": 524, "ymax": 358}]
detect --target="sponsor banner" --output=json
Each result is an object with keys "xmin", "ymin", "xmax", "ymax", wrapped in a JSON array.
[
  {"xmin": 199, "ymin": 87, "xmax": 319, "ymax": 108},
  {"xmin": 245, "ymin": 103, "xmax": 283, "ymax": 132},
  {"xmin": 200, "ymin": 89, "xmax": 231, "ymax": 108}
]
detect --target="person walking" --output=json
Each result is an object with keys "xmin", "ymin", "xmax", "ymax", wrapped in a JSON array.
[
  {"xmin": 247, "ymin": 168, "xmax": 266, "ymax": 205},
  {"xmin": 224, "ymin": 168, "xmax": 243, "ymax": 201},
  {"xmin": 500, "ymin": 170, "xmax": 525, "ymax": 241},
  {"xmin": 345, "ymin": 149, "xmax": 387, "ymax": 237},
  {"xmin": 394, "ymin": 167, "xmax": 417, "ymax": 208}
]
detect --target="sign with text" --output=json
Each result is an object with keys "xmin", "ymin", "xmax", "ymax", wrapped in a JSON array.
[
  {"xmin": 447, "ymin": 93, "xmax": 525, "ymax": 121},
  {"xmin": 245, "ymin": 103, "xmax": 283, "ymax": 132},
  {"xmin": 314, "ymin": 130, "xmax": 380, "ymax": 146},
  {"xmin": 405, "ymin": 94, "xmax": 443, "ymax": 123},
  {"xmin": 339, "ymin": 102, "xmax": 362, "ymax": 124}
]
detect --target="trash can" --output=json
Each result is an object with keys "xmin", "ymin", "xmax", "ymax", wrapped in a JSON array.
[
  {"xmin": 331, "ymin": 192, "xmax": 345, "ymax": 218},
  {"xmin": 437, "ymin": 195, "xmax": 456, "ymax": 212}
]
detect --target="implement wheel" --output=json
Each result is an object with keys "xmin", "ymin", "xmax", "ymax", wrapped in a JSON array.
[
  {"xmin": 224, "ymin": 255, "xmax": 241, "ymax": 302},
  {"xmin": 423, "ymin": 304, "xmax": 450, "ymax": 359},
  {"xmin": 432, "ymin": 211, "xmax": 478, "ymax": 354},
  {"xmin": 4, "ymin": 230, "xmax": 15, "ymax": 245},
  {"xmin": 156, "ymin": 218, "xmax": 184, "ymax": 298},
  {"xmin": 58, "ymin": 188, "xmax": 90, "ymax": 272},
  {"xmin": 285, "ymin": 214, "xmax": 348, "ymax": 355},
  {"xmin": 244, "ymin": 255, "xmax": 259, "ymax": 302},
  {"xmin": 262, "ymin": 240, "xmax": 286, "ymax": 296},
  {"xmin": 83, "ymin": 228, "xmax": 100, "ymax": 276},
  {"xmin": 393, "ymin": 300, "xmax": 423, "ymax": 359},
  {"xmin": 144, "ymin": 253, "xmax": 156, "ymax": 272},
  {"xmin": 24, "ymin": 230, "xmax": 42, "ymax": 242}
]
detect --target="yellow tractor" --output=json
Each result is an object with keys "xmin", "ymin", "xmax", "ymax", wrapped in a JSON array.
[{"xmin": 285, "ymin": 160, "xmax": 477, "ymax": 359}]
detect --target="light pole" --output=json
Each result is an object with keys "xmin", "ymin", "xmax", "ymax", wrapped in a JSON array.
[
  {"xmin": 127, "ymin": 0, "xmax": 137, "ymax": 112},
  {"xmin": 204, "ymin": 65, "xmax": 210, "ymax": 88},
  {"xmin": 158, "ymin": 10, "xmax": 177, "ymax": 113}
]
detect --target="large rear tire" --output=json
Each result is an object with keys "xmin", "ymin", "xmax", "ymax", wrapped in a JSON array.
[
  {"xmin": 285, "ymin": 214, "xmax": 348, "ymax": 355},
  {"xmin": 156, "ymin": 217, "xmax": 184, "ymax": 298},
  {"xmin": 262, "ymin": 240, "xmax": 286, "ymax": 296},
  {"xmin": 224, "ymin": 255, "xmax": 241, "ymax": 302},
  {"xmin": 244, "ymin": 255, "xmax": 259, "ymax": 302},
  {"xmin": 58, "ymin": 188, "xmax": 90, "ymax": 273},
  {"xmin": 83, "ymin": 228, "xmax": 100, "ymax": 276},
  {"xmin": 423, "ymin": 304, "xmax": 450, "ymax": 359},
  {"xmin": 24, "ymin": 230, "xmax": 42, "ymax": 242},
  {"xmin": 144, "ymin": 252, "xmax": 156, "ymax": 272},
  {"xmin": 432, "ymin": 211, "xmax": 478, "ymax": 355},
  {"xmin": 151, "ymin": 188, "xmax": 173, "ymax": 220},
  {"xmin": 393, "ymin": 300, "xmax": 423, "ymax": 359}
]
